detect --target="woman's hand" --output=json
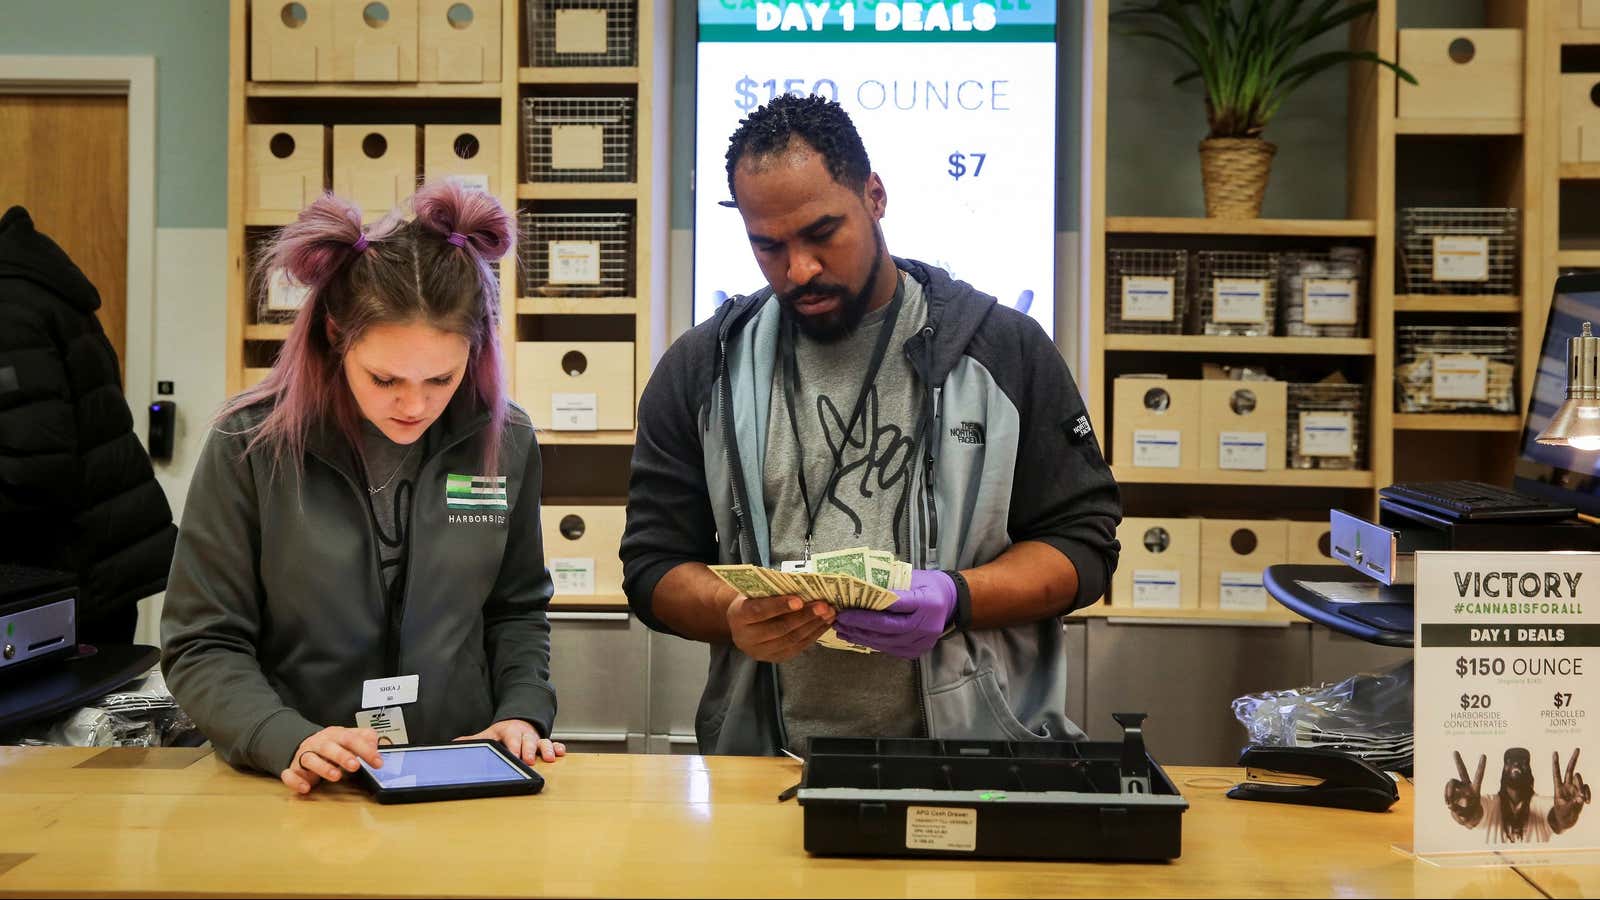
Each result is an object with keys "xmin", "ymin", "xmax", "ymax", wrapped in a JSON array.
[
  {"xmin": 458, "ymin": 719, "xmax": 566, "ymax": 766},
  {"xmin": 281, "ymin": 726, "xmax": 383, "ymax": 795}
]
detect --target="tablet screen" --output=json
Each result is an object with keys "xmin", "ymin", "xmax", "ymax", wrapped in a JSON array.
[{"xmin": 361, "ymin": 744, "xmax": 529, "ymax": 789}]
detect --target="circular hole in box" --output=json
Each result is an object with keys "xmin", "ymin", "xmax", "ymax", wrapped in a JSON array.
[
  {"xmin": 1142, "ymin": 527, "xmax": 1171, "ymax": 554},
  {"xmin": 362, "ymin": 133, "xmax": 388, "ymax": 159},
  {"xmin": 559, "ymin": 514, "xmax": 586, "ymax": 540},
  {"xmin": 269, "ymin": 132, "xmax": 297, "ymax": 159},
  {"xmin": 447, "ymin": 2, "xmax": 474, "ymax": 29},
  {"xmin": 1448, "ymin": 37, "xmax": 1475, "ymax": 64},
  {"xmin": 562, "ymin": 351, "xmax": 588, "ymax": 376},
  {"xmin": 1143, "ymin": 387, "xmax": 1171, "ymax": 412},
  {"xmin": 453, "ymin": 133, "xmax": 480, "ymax": 160},
  {"xmin": 1230, "ymin": 528, "xmax": 1258, "ymax": 555},
  {"xmin": 363, "ymin": 2, "xmax": 390, "ymax": 28},
  {"xmin": 281, "ymin": 2, "xmax": 307, "ymax": 28}
]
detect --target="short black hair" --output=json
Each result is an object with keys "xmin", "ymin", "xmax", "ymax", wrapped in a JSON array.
[{"xmin": 723, "ymin": 94, "xmax": 871, "ymax": 206}]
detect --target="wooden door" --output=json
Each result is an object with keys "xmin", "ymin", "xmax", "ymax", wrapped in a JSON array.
[{"xmin": 0, "ymin": 95, "xmax": 129, "ymax": 377}]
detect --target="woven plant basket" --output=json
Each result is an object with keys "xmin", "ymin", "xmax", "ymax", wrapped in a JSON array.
[{"xmin": 1198, "ymin": 138, "xmax": 1277, "ymax": 219}]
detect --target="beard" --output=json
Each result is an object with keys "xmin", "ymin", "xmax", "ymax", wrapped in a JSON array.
[{"xmin": 778, "ymin": 227, "xmax": 886, "ymax": 344}]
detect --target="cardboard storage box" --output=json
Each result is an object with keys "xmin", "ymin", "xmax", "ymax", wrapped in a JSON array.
[
  {"xmin": 423, "ymin": 125, "xmax": 500, "ymax": 195},
  {"xmin": 333, "ymin": 125, "xmax": 418, "ymax": 221},
  {"xmin": 419, "ymin": 0, "xmax": 501, "ymax": 82},
  {"xmin": 1199, "ymin": 380, "xmax": 1287, "ymax": 472},
  {"xmin": 1564, "ymin": 74, "xmax": 1600, "ymax": 163},
  {"xmin": 252, "ymin": 0, "xmax": 334, "ymax": 81},
  {"xmin": 540, "ymin": 505, "xmax": 626, "ymax": 598},
  {"xmin": 1563, "ymin": 0, "xmax": 1600, "ymax": 30},
  {"xmin": 1287, "ymin": 520, "xmax": 1334, "ymax": 566},
  {"xmin": 1111, "ymin": 517, "xmax": 1200, "ymax": 610},
  {"xmin": 1201, "ymin": 519, "xmax": 1288, "ymax": 612},
  {"xmin": 515, "ymin": 342, "xmax": 635, "ymax": 431},
  {"xmin": 1398, "ymin": 29, "xmax": 1522, "ymax": 121},
  {"xmin": 333, "ymin": 0, "xmax": 419, "ymax": 81},
  {"xmin": 247, "ymin": 125, "xmax": 327, "ymax": 219},
  {"xmin": 1112, "ymin": 377, "xmax": 1199, "ymax": 471}
]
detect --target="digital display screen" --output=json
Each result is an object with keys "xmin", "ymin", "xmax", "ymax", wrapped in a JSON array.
[
  {"xmin": 693, "ymin": 1, "xmax": 1058, "ymax": 336},
  {"xmin": 360, "ymin": 744, "xmax": 529, "ymax": 789}
]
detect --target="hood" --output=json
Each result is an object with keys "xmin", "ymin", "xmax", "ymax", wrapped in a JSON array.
[{"xmin": 0, "ymin": 206, "xmax": 103, "ymax": 314}]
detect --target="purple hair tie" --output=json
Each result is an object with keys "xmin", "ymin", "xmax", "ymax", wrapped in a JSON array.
[
  {"xmin": 446, "ymin": 232, "xmax": 468, "ymax": 248},
  {"xmin": 352, "ymin": 233, "xmax": 370, "ymax": 253}
]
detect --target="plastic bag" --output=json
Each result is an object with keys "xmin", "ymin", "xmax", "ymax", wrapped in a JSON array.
[
  {"xmin": 3, "ymin": 667, "xmax": 199, "ymax": 748},
  {"xmin": 1232, "ymin": 660, "xmax": 1413, "ymax": 770}
]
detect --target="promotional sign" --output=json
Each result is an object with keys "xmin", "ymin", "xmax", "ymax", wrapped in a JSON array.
[
  {"xmin": 694, "ymin": 1, "xmax": 1058, "ymax": 336},
  {"xmin": 1415, "ymin": 551, "xmax": 1598, "ymax": 856}
]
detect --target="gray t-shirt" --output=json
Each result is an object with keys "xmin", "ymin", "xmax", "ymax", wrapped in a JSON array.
[
  {"xmin": 764, "ymin": 271, "xmax": 927, "ymax": 755},
  {"xmin": 360, "ymin": 421, "xmax": 422, "ymax": 591}
]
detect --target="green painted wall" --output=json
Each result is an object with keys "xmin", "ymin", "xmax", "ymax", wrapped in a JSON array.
[{"xmin": 0, "ymin": 0, "xmax": 229, "ymax": 228}]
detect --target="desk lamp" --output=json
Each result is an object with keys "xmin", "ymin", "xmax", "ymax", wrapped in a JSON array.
[{"xmin": 1537, "ymin": 322, "xmax": 1600, "ymax": 451}]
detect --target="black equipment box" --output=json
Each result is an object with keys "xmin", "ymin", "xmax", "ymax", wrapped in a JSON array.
[{"xmin": 796, "ymin": 714, "xmax": 1187, "ymax": 861}]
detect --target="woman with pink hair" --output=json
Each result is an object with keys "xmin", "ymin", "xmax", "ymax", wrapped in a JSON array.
[{"xmin": 160, "ymin": 182, "xmax": 564, "ymax": 794}]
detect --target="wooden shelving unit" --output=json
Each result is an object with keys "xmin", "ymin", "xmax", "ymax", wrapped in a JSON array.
[
  {"xmin": 1085, "ymin": 0, "xmax": 1549, "ymax": 620},
  {"xmin": 1072, "ymin": 604, "xmax": 1303, "ymax": 625},
  {"xmin": 1110, "ymin": 468, "xmax": 1375, "ymax": 488},
  {"xmin": 226, "ymin": 0, "xmax": 663, "ymax": 447},
  {"xmin": 1392, "ymin": 414, "xmax": 1524, "ymax": 432},
  {"xmin": 1105, "ymin": 216, "xmax": 1377, "ymax": 237},
  {"xmin": 1393, "ymin": 117, "xmax": 1522, "ymax": 135},
  {"xmin": 1560, "ymin": 163, "xmax": 1600, "ymax": 180},
  {"xmin": 1103, "ymin": 334, "xmax": 1374, "ymax": 355},
  {"xmin": 1393, "ymin": 294, "xmax": 1520, "ymax": 313}
]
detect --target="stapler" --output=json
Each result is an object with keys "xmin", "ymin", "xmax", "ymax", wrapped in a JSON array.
[{"xmin": 1226, "ymin": 746, "xmax": 1399, "ymax": 812}]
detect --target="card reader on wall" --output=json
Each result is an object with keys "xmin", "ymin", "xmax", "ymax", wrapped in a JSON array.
[
  {"xmin": 0, "ymin": 565, "xmax": 77, "ymax": 676},
  {"xmin": 1331, "ymin": 481, "xmax": 1600, "ymax": 586}
]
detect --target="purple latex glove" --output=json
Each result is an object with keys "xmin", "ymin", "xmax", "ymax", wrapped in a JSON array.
[{"xmin": 834, "ymin": 569, "xmax": 957, "ymax": 659}]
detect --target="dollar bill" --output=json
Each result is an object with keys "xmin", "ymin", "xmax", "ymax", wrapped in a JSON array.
[
  {"xmin": 813, "ymin": 546, "xmax": 870, "ymax": 582},
  {"xmin": 708, "ymin": 564, "xmax": 785, "ymax": 599},
  {"xmin": 866, "ymin": 551, "xmax": 894, "ymax": 590}
]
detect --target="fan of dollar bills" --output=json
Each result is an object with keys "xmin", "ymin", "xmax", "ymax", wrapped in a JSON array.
[{"xmin": 710, "ymin": 547, "xmax": 911, "ymax": 653}]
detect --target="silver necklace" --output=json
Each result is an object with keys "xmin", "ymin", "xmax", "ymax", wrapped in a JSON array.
[{"xmin": 366, "ymin": 443, "xmax": 418, "ymax": 495}]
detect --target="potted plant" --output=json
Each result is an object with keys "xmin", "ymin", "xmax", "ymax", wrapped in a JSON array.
[{"xmin": 1114, "ymin": 0, "xmax": 1415, "ymax": 218}]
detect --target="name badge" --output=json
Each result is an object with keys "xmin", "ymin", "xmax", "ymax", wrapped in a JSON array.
[
  {"xmin": 361, "ymin": 674, "xmax": 419, "ymax": 710},
  {"xmin": 355, "ymin": 707, "xmax": 410, "ymax": 745}
]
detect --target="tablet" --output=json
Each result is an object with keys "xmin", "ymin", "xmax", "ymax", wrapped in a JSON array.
[{"xmin": 355, "ymin": 740, "xmax": 545, "ymax": 804}]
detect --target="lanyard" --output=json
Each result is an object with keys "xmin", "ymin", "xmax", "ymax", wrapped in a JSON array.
[{"xmin": 780, "ymin": 274, "xmax": 905, "ymax": 560}]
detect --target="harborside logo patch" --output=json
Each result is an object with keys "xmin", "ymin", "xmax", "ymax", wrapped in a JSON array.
[{"xmin": 446, "ymin": 474, "xmax": 508, "ymax": 511}]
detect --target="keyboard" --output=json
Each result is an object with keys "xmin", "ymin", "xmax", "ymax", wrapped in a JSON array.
[{"xmin": 1380, "ymin": 481, "xmax": 1576, "ymax": 522}]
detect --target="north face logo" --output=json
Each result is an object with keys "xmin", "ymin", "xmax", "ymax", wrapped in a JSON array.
[
  {"xmin": 950, "ymin": 421, "xmax": 985, "ymax": 445},
  {"xmin": 1071, "ymin": 415, "xmax": 1093, "ymax": 441}
]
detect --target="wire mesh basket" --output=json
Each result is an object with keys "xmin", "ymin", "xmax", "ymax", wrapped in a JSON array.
[
  {"xmin": 1107, "ymin": 249, "xmax": 1189, "ymax": 334},
  {"xmin": 526, "ymin": 0, "xmax": 637, "ymax": 67},
  {"xmin": 1396, "ymin": 325, "xmax": 1519, "ymax": 413},
  {"xmin": 1279, "ymin": 247, "xmax": 1366, "ymax": 338},
  {"xmin": 1287, "ymin": 383, "xmax": 1368, "ymax": 470},
  {"xmin": 518, "ymin": 207, "xmax": 634, "ymax": 297},
  {"xmin": 521, "ymin": 96, "xmax": 635, "ymax": 183},
  {"xmin": 1195, "ymin": 251, "xmax": 1279, "ymax": 336},
  {"xmin": 1399, "ymin": 207, "xmax": 1519, "ymax": 295}
]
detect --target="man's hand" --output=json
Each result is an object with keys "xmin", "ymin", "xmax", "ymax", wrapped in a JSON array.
[
  {"xmin": 834, "ymin": 570, "xmax": 957, "ymax": 659},
  {"xmin": 281, "ymin": 726, "xmax": 383, "ymax": 795},
  {"xmin": 727, "ymin": 593, "xmax": 834, "ymax": 662},
  {"xmin": 1551, "ymin": 749, "xmax": 1591, "ymax": 833},
  {"xmin": 1445, "ymin": 750, "xmax": 1486, "ymax": 829},
  {"xmin": 457, "ymin": 720, "xmax": 565, "ymax": 766}
]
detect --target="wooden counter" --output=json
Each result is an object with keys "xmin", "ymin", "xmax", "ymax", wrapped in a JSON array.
[{"xmin": 0, "ymin": 748, "xmax": 1557, "ymax": 898}]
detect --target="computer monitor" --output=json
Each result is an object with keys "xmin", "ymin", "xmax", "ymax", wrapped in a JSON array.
[{"xmin": 1514, "ymin": 272, "xmax": 1600, "ymax": 515}]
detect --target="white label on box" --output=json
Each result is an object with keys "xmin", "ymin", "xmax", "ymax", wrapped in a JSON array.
[
  {"xmin": 1212, "ymin": 279, "xmax": 1268, "ymax": 323},
  {"xmin": 549, "ymin": 240, "xmax": 602, "ymax": 285},
  {"xmin": 1432, "ymin": 355, "xmax": 1489, "ymax": 401},
  {"xmin": 1121, "ymin": 276, "xmax": 1176, "ymax": 322},
  {"xmin": 1304, "ymin": 278, "xmax": 1359, "ymax": 325},
  {"xmin": 1131, "ymin": 570, "xmax": 1182, "ymax": 609},
  {"xmin": 1432, "ymin": 235, "xmax": 1490, "ymax": 282},
  {"xmin": 551, "ymin": 393, "xmax": 598, "ymax": 431},
  {"xmin": 266, "ymin": 267, "xmax": 311, "ymax": 312},
  {"xmin": 550, "ymin": 557, "xmax": 596, "ymax": 595},
  {"xmin": 1299, "ymin": 412, "xmax": 1354, "ymax": 458},
  {"xmin": 1132, "ymin": 429, "xmax": 1181, "ymax": 468},
  {"xmin": 447, "ymin": 173, "xmax": 491, "ymax": 193},
  {"xmin": 1219, "ymin": 431, "xmax": 1269, "ymax": 471},
  {"xmin": 1220, "ymin": 571, "xmax": 1267, "ymax": 611},
  {"xmin": 905, "ymin": 806, "xmax": 977, "ymax": 853}
]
